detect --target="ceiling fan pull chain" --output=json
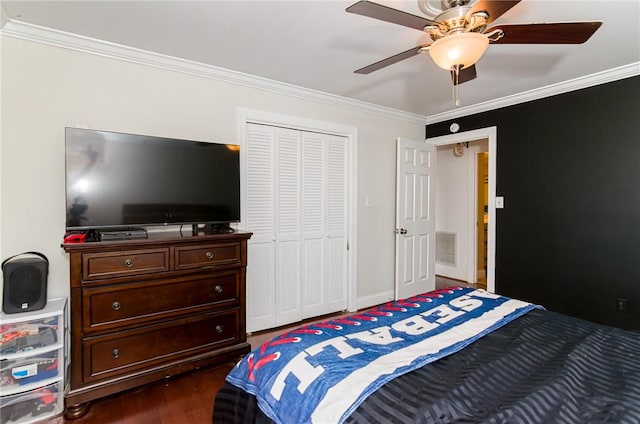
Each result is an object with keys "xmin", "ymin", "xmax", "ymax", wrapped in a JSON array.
[{"xmin": 452, "ymin": 65, "xmax": 461, "ymax": 107}]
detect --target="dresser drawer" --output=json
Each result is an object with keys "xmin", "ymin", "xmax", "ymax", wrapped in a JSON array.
[
  {"xmin": 83, "ymin": 271, "xmax": 239, "ymax": 332},
  {"xmin": 82, "ymin": 248, "xmax": 169, "ymax": 281},
  {"xmin": 175, "ymin": 243, "xmax": 241, "ymax": 270},
  {"xmin": 83, "ymin": 309, "xmax": 240, "ymax": 382}
]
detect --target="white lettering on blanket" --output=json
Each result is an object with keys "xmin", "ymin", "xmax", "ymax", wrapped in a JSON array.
[
  {"xmin": 312, "ymin": 297, "xmax": 531, "ymax": 423},
  {"xmin": 270, "ymin": 290, "xmax": 502, "ymax": 400},
  {"xmin": 226, "ymin": 287, "xmax": 542, "ymax": 424}
]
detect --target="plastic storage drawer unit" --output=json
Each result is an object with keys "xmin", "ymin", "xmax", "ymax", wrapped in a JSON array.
[{"xmin": 0, "ymin": 298, "xmax": 66, "ymax": 424}]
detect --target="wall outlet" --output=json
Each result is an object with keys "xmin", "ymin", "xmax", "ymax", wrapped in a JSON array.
[{"xmin": 616, "ymin": 297, "xmax": 628, "ymax": 313}]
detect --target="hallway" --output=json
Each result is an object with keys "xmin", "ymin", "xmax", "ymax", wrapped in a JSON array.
[{"xmin": 436, "ymin": 275, "xmax": 487, "ymax": 291}]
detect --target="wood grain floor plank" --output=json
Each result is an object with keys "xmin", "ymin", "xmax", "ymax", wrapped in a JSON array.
[{"xmin": 41, "ymin": 311, "xmax": 345, "ymax": 424}]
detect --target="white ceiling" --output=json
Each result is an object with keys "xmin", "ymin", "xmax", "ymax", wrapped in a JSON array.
[{"xmin": 2, "ymin": 0, "xmax": 639, "ymax": 118}]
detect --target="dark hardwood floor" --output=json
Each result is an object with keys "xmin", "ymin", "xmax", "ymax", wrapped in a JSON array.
[
  {"xmin": 44, "ymin": 281, "xmax": 482, "ymax": 424},
  {"xmin": 43, "ymin": 361, "xmax": 233, "ymax": 424},
  {"xmin": 44, "ymin": 319, "xmax": 335, "ymax": 424},
  {"xmin": 436, "ymin": 275, "xmax": 487, "ymax": 291}
]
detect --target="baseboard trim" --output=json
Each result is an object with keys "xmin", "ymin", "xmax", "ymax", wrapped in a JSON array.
[{"xmin": 356, "ymin": 290, "xmax": 395, "ymax": 311}]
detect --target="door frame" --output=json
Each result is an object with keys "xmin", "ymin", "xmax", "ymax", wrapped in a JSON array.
[
  {"xmin": 238, "ymin": 107, "xmax": 359, "ymax": 312},
  {"xmin": 427, "ymin": 127, "xmax": 497, "ymax": 293}
]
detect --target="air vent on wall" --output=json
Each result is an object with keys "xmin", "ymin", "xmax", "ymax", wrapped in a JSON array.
[{"xmin": 436, "ymin": 231, "xmax": 456, "ymax": 266}]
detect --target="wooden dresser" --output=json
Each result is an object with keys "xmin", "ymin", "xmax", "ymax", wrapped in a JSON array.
[{"xmin": 62, "ymin": 230, "xmax": 252, "ymax": 419}]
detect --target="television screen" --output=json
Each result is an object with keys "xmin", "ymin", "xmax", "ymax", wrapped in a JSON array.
[{"xmin": 65, "ymin": 128, "xmax": 240, "ymax": 230}]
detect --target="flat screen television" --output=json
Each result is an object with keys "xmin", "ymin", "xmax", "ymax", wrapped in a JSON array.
[{"xmin": 65, "ymin": 128, "xmax": 240, "ymax": 232}]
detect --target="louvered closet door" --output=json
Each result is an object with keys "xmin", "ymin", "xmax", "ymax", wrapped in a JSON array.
[
  {"xmin": 302, "ymin": 132, "xmax": 348, "ymax": 319},
  {"xmin": 245, "ymin": 123, "xmax": 347, "ymax": 332},
  {"xmin": 273, "ymin": 127, "xmax": 302, "ymax": 327},
  {"xmin": 246, "ymin": 124, "xmax": 303, "ymax": 331},
  {"xmin": 245, "ymin": 123, "xmax": 277, "ymax": 332},
  {"xmin": 325, "ymin": 134, "xmax": 348, "ymax": 314}
]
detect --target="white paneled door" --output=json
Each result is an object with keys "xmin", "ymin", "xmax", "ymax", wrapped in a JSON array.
[
  {"xmin": 245, "ymin": 123, "xmax": 347, "ymax": 332},
  {"xmin": 395, "ymin": 138, "xmax": 436, "ymax": 300}
]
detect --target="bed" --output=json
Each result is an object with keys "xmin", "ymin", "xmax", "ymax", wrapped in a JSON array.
[{"xmin": 213, "ymin": 287, "xmax": 640, "ymax": 424}]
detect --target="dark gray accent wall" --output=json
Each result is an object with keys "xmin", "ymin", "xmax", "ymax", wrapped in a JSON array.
[{"xmin": 426, "ymin": 76, "xmax": 640, "ymax": 329}]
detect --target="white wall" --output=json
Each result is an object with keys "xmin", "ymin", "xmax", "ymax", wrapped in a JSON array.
[
  {"xmin": 0, "ymin": 35, "xmax": 425, "ymax": 306},
  {"xmin": 435, "ymin": 140, "xmax": 487, "ymax": 282}
]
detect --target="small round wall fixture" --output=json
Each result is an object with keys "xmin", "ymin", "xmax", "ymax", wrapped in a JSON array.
[{"xmin": 450, "ymin": 122, "xmax": 460, "ymax": 133}]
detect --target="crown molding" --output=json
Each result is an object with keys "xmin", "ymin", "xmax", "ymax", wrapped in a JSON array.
[
  {"xmin": 0, "ymin": 2, "xmax": 10, "ymax": 28},
  {"xmin": 427, "ymin": 62, "xmax": 640, "ymax": 124},
  {"xmin": 3, "ymin": 19, "xmax": 637, "ymax": 127},
  {"xmin": 0, "ymin": 19, "xmax": 428, "ymax": 125}
]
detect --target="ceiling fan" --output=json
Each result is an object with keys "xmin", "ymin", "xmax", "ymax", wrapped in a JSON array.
[{"xmin": 346, "ymin": 0, "xmax": 602, "ymax": 88}]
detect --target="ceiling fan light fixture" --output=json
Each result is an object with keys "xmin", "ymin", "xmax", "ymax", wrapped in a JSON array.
[{"xmin": 428, "ymin": 32, "xmax": 489, "ymax": 70}]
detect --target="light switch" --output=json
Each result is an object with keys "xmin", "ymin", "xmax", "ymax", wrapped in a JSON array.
[{"xmin": 496, "ymin": 196, "xmax": 504, "ymax": 209}]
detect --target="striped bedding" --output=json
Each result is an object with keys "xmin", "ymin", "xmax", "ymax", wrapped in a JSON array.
[{"xmin": 213, "ymin": 300, "xmax": 640, "ymax": 424}]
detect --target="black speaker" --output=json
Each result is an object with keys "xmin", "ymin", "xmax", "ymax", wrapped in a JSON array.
[{"xmin": 2, "ymin": 252, "xmax": 48, "ymax": 314}]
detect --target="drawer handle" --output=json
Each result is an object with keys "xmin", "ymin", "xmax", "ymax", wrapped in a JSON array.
[
  {"xmin": 205, "ymin": 251, "xmax": 214, "ymax": 259},
  {"xmin": 112, "ymin": 348, "xmax": 121, "ymax": 359},
  {"xmin": 214, "ymin": 285, "xmax": 223, "ymax": 293},
  {"xmin": 215, "ymin": 325, "xmax": 224, "ymax": 333},
  {"xmin": 124, "ymin": 259, "xmax": 133, "ymax": 267},
  {"xmin": 112, "ymin": 301, "xmax": 121, "ymax": 311}
]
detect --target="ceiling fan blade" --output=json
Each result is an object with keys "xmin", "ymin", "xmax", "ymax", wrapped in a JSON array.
[
  {"xmin": 346, "ymin": 0, "xmax": 438, "ymax": 31},
  {"xmin": 450, "ymin": 65, "xmax": 477, "ymax": 85},
  {"xmin": 355, "ymin": 45, "xmax": 427, "ymax": 74},
  {"xmin": 489, "ymin": 22, "xmax": 603, "ymax": 44},
  {"xmin": 467, "ymin": 0, "xmax": 521, "ymax": 25}
]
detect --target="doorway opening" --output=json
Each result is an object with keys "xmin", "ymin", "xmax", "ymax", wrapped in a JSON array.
[
  {"xmin": 476, "ymin": 151, "xmax": 489, "ymax": 288},
  {"xmin": 427, "ymin": 127, "xmax": 497, "ymax": 293},
  {"xmin": 434, "ymin": 139, "xmax": 488, "ymax": 290}
]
